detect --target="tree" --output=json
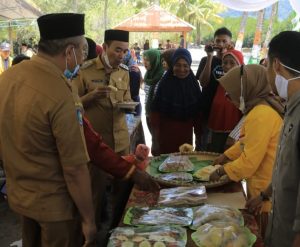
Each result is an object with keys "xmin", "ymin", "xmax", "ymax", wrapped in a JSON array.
[
  {"xmin": 235, "ymin": 12, "xmax": 248, "ymax": 51},
  {"xmin": 249, "ymin": 9, "xmax": 265, "ymax": 64},
  {"xmin": 261, "ymin": 2, "xmax": 278, "ymax": 58}
]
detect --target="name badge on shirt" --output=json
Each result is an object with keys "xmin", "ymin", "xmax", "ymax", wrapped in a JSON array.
[{"xmin": 91, "ymin": 79, "xmax": 106, "ymax": 83}]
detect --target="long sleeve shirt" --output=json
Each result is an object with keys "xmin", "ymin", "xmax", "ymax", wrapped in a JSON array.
[{"xmin": 223, "ymin": 104, "xmax": 282, "ymax": 212}]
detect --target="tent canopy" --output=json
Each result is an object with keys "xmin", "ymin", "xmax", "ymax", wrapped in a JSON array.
[
  {"xmin": 113, "ymin": 5, "xmax": 195, "ymax": 32},
  {"xmin": 0, "ymin": 0, "xmax": 42, "ymax": 20}
]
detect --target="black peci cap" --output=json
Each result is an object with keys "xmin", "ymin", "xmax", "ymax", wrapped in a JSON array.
[
  {"xmin": 104, "ymin": 29, "xmax": 129, "ymax": 42},
  {"xmin": 37, "ymin": 13, "xmax": 85, "ymax": 40}
]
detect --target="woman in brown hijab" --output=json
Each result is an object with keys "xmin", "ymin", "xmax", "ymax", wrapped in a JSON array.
[{"xmin": 210, "ymin": 64, "xmax": 283, "ymax": 238}]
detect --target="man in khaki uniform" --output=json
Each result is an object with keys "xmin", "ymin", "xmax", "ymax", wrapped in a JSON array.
[
  {"xmin": 75, "ymin": 30, "xmax": 132, "ymax": 238},
  {"xmin": 75, "ymin": 29, "xmax": 131, "ymax": 155},
  {"xmin": 0, "ymin": 42, "xmax": 12, "ymax": 74},
  {"xmin": 0, "ymin": 13, "xmax": 96, "ymax": 247}
]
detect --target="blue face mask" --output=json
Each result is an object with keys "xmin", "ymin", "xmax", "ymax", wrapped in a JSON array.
[{"xmin": 64, "ymin": 48, "xmax": 80, "ymax": 80}]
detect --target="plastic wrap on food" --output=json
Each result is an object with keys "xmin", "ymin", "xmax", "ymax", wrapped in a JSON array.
[
  {"xmin": 159, "ymin": 155, "xmax": 194, "ymax": 173},
  {"xmin": 123, "ymin": 207, "xmax": 193, "ymax": 226},
  {"xmin": 108, "ymin": 225, "xmax": 187, "ymax": 247},
  {"xmin": 158, "ymin": 172, "xmax": 193, "ymax": 183},
  {"xmin": 191, "ymin": 221, "xmax": 256, "ymax": 247},
  {"xmin": 190, "ymin": 204, "xmax": 244, "ymax": 230},
  {"xmin": 158, "ymin": 186, "xmax": 207, "ymax": 207}
]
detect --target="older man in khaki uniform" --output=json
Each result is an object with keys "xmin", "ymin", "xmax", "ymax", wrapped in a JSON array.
[{"xmin": 0, "ymin": 14, "xmax": 96, "ymax": 247}]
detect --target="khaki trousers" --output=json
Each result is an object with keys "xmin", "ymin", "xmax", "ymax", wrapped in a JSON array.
[{"xmin": 21, "ymin": 215, "xmax": 82, "ymax": 247}]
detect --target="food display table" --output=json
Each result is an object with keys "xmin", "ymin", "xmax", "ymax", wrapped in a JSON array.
[{"xmin": 119, "ymin": 184, "xmax": 264, "ymax": 247}]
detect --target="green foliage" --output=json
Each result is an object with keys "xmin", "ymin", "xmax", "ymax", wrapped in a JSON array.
[{"xmin": 0, "ymin": 0, "xmax": 295, "ymax": 49}]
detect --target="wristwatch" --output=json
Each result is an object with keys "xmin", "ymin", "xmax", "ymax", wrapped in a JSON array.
[{"xmin": 260, "ymin": 191, "xmax": 270, "ymax": 201}]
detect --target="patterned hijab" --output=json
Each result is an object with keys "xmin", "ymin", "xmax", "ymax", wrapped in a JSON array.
[
  {"xmin": 151, "ymin": 48, "xmax": 202, "ymax": 120},
  {"xmin": 219, "ymin": 64, "xmax": 284, "ymax": 117},
  {"xmin": 143, "ymin": 49, "xmax": 164, "ymax": 86}
]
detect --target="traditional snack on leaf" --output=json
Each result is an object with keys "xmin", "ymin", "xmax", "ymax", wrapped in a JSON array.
[
  {"xmin": 124, "ymin": 207, "xmax": 193, "ymax": 226},
  {"xmin": 108, "ymin": 85, "xmax": 118, "ymax": 91},
  {"xmin": 158, "ymin": 172, "xmax": 193, "ymax": 183},
  {"xmin": 108, "ymin": 225, "xmax": 187, "ymax": 247},
  {"xmin": 159, "ymin": 155, "xmax": 194, "ymax": 173},
  {"xmin": 158, "ymin": 186, "xmax": 207, "ymax": 207},
  {"xmin": 191, "ymin": 221, "xmax": 256, "ymax": 247},
  {"xmin": 190, "ymin": 204, "xmax": 244, "ymax": 230}
]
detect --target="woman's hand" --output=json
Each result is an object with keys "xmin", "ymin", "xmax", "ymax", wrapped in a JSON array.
[
  {"xmin": 245, "ymin": 196, "xmax": 263, "ymax": 215},
  {"xmin": 213, "ymin": 154, "xmax": 229, "ymax": 165}
]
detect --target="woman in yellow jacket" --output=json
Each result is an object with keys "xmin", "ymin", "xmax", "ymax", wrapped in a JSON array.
[{"xmin": 210, "ymin": 64, "xmax": 284, "ymax": 237}]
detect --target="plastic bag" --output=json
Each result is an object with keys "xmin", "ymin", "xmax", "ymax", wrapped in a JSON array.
[
  {"xmin": 123, "ymin": 207, "xmax": 193, "ymax": 226},
  {"xmin": 108, "ymin": 225, "xmax": 187, "ymax": 247},
  {"xmin": 158, "ymin": 186, "xmax": 207, "ymax": 207},
  {"xmin": 191, "ymin": 221, "xmax": 256, "ymax": 247},
  {"xmin": 190, "ymin": 204, "xmax": 244, "ymax": 230},
  {"xmin": 158, "ymin": 172, "xmax": 193, "ymax": 183},
  {"xmin": 159, "ymin": 155, "xmax": 194, "ymax": 173}
]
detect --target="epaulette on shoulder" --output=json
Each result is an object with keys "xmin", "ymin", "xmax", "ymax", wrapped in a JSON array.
[
  {"xmin": 119, "ymin": 63, "xmax": 129, "ymax": 71},
  {"xmin": 81, "ymin": 60, "xmax": 94, "ymax": 70}
]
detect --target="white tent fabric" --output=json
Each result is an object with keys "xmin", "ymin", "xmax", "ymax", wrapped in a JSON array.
[{"xmin": 216, "ymin": 0, "xmax": 300, "ymax": 15}]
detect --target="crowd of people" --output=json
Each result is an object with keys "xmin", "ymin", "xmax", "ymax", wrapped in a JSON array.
[{"xmin": 0, "ymin": 11, "xmax": 300, "ymax": 247}]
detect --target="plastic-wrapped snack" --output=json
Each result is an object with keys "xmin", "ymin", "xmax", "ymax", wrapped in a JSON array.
[
  {"xmin": 193, "ymin": 165, "xmax": 222, "ymax": 181},
  {"xmin": 158, "ymin": 172, "xmax": 193, "ymax": 183},
  {"xmin": 158, "ymin": 186, "xmax": 207, "ymax": 207},
  {"xmin": 124, "ymin": 207, "xmax": 193, "ymax": 226},
  {"xmin": 159, "ymin": 155, "xmax": 194, "ymax": 173},
  {"xmin": 190, "ymin": 204, "xmax": 244, "ymax": 230},
  {"xmin": 108, "ymin": 225, "xmax": 187, "ymax": 247},
  {"xmin": 191, "ymin": 221, "xmax": 256, "ymax": 247}
]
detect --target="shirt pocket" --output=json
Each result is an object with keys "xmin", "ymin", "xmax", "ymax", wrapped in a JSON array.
[{"xmin": 113, "ymin": 79, "xmax": 128, "ymax": 102}]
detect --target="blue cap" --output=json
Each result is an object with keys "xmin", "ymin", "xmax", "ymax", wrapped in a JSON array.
[{"xmin": 0, "ymin": 42, "xmax": 10, "ymax": 51}]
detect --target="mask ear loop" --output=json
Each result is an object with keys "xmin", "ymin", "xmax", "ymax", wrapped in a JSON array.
[
  {"xmin": 239, "ymin": 65, "xmax": 246, "ymax": 113},
  {"xmin": 72, "ymin": 47, "xmax": 78, "ymax": 66}
]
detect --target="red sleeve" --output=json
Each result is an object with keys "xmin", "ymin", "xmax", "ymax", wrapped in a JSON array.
[{"xmin": 83, "ymin": 116, "xmax": 134, "ymax": 179}]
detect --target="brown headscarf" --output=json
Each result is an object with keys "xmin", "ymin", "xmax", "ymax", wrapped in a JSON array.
[{"xmin": 218, "ymin": 64, "xmax": 284, "ymax": 117}]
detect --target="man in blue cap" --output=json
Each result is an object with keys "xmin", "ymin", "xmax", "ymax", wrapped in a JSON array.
[{"xmin": 0, "ymin": 42, "xmax": 12, "ymax": 74}]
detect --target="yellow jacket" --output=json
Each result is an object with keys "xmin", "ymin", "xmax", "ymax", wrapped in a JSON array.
[
  {"xmin": 0, "ymin": 57, "xmax": 12, "ymax": 74},
  {"xmin": 224, "ymin": 104, "xmax": 282, "ymax": 212}
]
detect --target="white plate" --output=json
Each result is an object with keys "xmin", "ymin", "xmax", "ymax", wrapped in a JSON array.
[{"xmin": 116, "ymin": 102, "xmax": 140, "ymax": 110}]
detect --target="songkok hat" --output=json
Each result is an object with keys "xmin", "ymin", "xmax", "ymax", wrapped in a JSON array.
[
  {"xmin": 104, "ymin": 29, "xmax": 129, "ymax": 42},
  {"xmin": 37, "ymin": 13, "xmax": 85, "ymax": 40},
  {"xmin": 0, "ymin": 42, "xmax": 10, "ymax": 51}
]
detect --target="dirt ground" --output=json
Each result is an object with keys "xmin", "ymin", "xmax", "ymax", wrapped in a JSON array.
[{"xmin": 0, "ymin": 197, "xmax": 22, "ymax": 247}]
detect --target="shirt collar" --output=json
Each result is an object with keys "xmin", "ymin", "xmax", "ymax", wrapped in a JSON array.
[{"xmin": 286, "ymin": 90, "xmax": 300, "ymax": 116}]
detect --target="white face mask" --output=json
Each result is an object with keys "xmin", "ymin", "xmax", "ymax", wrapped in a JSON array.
[
  {"xmin": 103, "ymin": 53, "xmax": 113, "ymax": 69},
  {"xmin": 275, "ymin": 63, "xmax": 300, "ymax": 100},
  {"xmin": 275, "ymin": 74, "xmax": 288, "ymax": 100}
]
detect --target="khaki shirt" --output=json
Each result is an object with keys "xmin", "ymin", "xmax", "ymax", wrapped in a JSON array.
[
  {"xmin": 75, "ymin": 56, "xmax": 131, "ymax": 153},
  {"xmin": 265, "ymin": 91, "xmax": 300, "ymax": 247},
  {"xmin": 0, "ymin": 55, "xmax": 89, "ymax": 222}
]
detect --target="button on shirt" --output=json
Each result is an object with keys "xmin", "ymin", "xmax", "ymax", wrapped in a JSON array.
[
  {"xmin": 75, "ymin": 56, "xmax": 131, "ymax": 153},
  {"xmin": 265, "ymin": 91, "xmax": 300, "ymax": 247}
]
